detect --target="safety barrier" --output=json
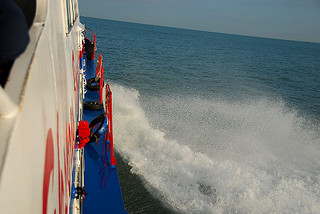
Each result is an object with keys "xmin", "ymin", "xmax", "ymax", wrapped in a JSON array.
[
  {"xmin": 96, "ymin": 53, "xmax": 103, "ymax": 103},
  {"xmin": 105, "ymin": 84, "xmax": 116, "ymax": 166},
  {"xmin": 83, "ymin": 29, "xmax": 115, "ymax": 165},
  {"xmin": 84, "ymin": 27, "xmax": 96, "ymax": 60},
  {"xmin": 96, "ymin": 53, "xmax": 102, "ymax": 76}
]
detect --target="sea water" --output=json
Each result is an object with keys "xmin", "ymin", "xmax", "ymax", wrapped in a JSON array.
[{"xmin": 81, "ymin": 16, "xmax": 320, "ymax": 213}]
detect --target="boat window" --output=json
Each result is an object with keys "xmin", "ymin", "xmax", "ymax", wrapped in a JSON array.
[
  {"xmin": 66, "ymin": 0, "xmax": 79, "ymax": 33},
  {"xmin": 66, "ymin": 0, "xmax": 70, "ymax": 30}
]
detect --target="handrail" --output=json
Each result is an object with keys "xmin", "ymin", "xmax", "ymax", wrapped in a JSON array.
[
  {"xmin": 84, "ymin": 27, "xmax": 95, "ymax": 43},
  {"xmin": 96, "ymin": 53, "xmax": 102, "ymax": 76},
  {"xmin": 99, "ymin": 67, "xmax": 104, "ymax": 103},
  {"xmin": 105, "ymin": 84, "xmax": 116, "ymax": 166},
  {"xmin": 95, "ymin": 53, "xmax": 103, "ymax": 103},
  {"xmin": 84, "ymin": 27, "xmax": 96, "ymax": 60}
]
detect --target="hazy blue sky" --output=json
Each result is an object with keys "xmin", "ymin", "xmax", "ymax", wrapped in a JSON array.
[{"xmin": 78, "ymin": 0, "xmax": 320, "ymax": 43}]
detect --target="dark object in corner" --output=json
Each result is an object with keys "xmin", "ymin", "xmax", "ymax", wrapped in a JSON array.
[
  {"xmin": 0, "ymin": 0, "xmax": 35, "ymax": 87},
  {"xmin": 13, "ymin": 0, "xmax": 36, "ymax": 29}
]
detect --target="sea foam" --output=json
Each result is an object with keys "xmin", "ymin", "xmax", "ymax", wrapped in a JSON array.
[{"xmin": 112, "ymin": 83, "xmax": 320, "ymax": 213}]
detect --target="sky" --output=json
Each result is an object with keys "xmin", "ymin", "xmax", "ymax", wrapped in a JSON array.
[{"xmin": 78, "ymin": 0, "xmax": 320, "ymax": 43}]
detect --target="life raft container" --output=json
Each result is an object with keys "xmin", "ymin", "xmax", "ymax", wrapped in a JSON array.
[
  {"xmin": 89, "ymin": 113, "xmax": 107, "ymax": 143},
  {"xmin": 83, "ymin": 101, "xmax": 103, "ymax": 111},
  {"xmin": 86, "ymin": 77, "xmax": 102, "ymax": 91}
]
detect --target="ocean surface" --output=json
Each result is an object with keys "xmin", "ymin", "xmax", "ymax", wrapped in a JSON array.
[{"xmin": 81, "ymin": 16, "xmax": 320, "ymax": 213}]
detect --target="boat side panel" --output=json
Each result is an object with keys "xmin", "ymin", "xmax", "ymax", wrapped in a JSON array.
[
  {"xmin": 0, "ymin": 0, "xmax": 82, "ymax": 213},
  {"xmin": 81, "ymin": 54, "xmax": 127, "ymax": 213}
]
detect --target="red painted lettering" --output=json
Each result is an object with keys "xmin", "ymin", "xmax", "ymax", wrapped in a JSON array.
[{"xmin": 43, "ymin": 129, "xmax": 54, "ymax": 214}]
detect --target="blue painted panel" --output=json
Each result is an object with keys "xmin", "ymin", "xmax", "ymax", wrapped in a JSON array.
[{"xmin": 82, "ymin": 57, "xmax": 126, "ymax": 213}]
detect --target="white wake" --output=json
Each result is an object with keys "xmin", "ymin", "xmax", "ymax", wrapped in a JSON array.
[{"xmin": 112, "ymin": 83, "xmax": 320, "ymax": 213}]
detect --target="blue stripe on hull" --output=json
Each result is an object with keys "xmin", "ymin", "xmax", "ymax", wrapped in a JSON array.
[{"xmin": 82, "ymin": 54, "xmax": 126, "ymax": 213}]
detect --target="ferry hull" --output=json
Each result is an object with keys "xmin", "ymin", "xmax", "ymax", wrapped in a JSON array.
[{"xmin": 0, "ymin": 0, "xmax": 82, "ymax": 213}]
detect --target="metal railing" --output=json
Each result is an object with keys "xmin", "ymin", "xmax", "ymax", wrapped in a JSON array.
[
  {"xmin": 84, "ymin": 27, "xmax": 96, "ymax": 60},
  {"xmin": 95, "ymin": 53, "xmax": 103, "ymax": 103},
  {"xmin": 105, "ymin": 84, "xmax": 116, "ymax": 166}
]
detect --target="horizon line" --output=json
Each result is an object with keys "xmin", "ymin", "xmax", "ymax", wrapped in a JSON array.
[{"xmin": 81, "ymin": 15, "xmax": 320, "ymax": 44}]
